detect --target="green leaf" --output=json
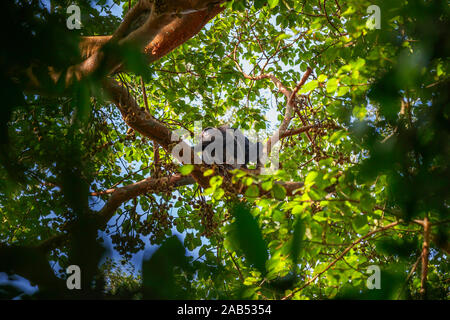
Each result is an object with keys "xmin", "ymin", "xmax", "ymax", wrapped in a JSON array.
[
  {"xmin": 229, "ymin": 203, "xmax": 268, "ymax": 274},
  {"xmin": 245, "ymin": 185, "xmax": 260, "ymax": 198},
  {"xmin": 326, "ymin": 78, "xmax": 339, "ymax": 93},
  {"xmin": 275, "ymin": 33, "xmax": 291, "ymax": 42},
  {"xmin": 179, "ymin": 164, "xmax": 194, "ymax": 175},
  {"xmin": 261, "ymin": 180, "xmax": 273, "ymax": 191},
  {"xmin": 291, "ymin": 217, "xmax": 306, "ymax": 265},
  {"xmin": 337, "ymin": 86, "xmax": 349, "ymax": 97},
  {"xmin": 210, "ymin": 176, "xmax": 223, "ymax": 188},
  {"xmin": 317, "ymin": 74, "xmax": 328, "ymax": 82},
  {"xmin": 213, "ymin": 187, "xmax": 225, "ymax": 200},
  {"xmin": 142, "ymin": 236, "xmax": 189, "ymax": 299},
  {"xmin": 271, "ymin": 183, "xmax": 287, "ymax": 200},
  {"xmin": 268, "ymin": 0, "xmax": 279, "ymax": 9},
  {"xmin": 305, "ymin": 171, "xmax": 319, "ymax": 187},
  {"xmin": 299, "ymin": 80, "xmax": 319, "ymax": 94},
  {"xmin": 254, "ymin": 0, "xmax": 266, "ymax": 9},
  {"xmin": 352, "ymin": 214, "xmax": 369, "ymax": 234}
]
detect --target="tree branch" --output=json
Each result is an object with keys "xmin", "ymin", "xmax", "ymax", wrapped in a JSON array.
[
  {"xmin": 420, "ymin": 217, "xmax": 430, "ymax": 299},
  {"xmin": 282, "ymin": 221, "xmax": 400, "ymax": 300},
  {"xmin": 19, "ymin": 0, "xmax": 226, "ymax": 93},
  {"xmin": 267, "ymin": 67, "xmax": 313, "ymax": 153},
  {"xmin": 37, "ymin": 174, "xmax": 195, "ymax": 252}
]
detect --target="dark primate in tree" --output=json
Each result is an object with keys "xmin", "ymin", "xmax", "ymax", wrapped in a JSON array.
[{"xmin": 198, "ymin": 125, "xmax": 264, "ymax": 169}]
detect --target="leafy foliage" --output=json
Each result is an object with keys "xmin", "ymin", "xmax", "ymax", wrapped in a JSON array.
[{"xmin": 0, "ymin": 0, "xmax": 448, "ymax": 300}]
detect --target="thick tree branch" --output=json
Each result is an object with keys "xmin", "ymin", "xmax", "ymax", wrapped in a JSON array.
[
  {"xmin": 103, "ymin": 78, "xmax": 210, "ymax": 188},
  {"xmin": 20, "ymin": 0, "xmax": 225, "ymax": 93},
  {"xmin": 267, "ymin": 67, "xmax": 313, "ymax": 153},
  {"xmin": 37, "ymin": 174, "xmax": 195, "ymax": 252},
  {"xmin": 97, "ymin": 174, "xmax": 195, "ymax": 225}
]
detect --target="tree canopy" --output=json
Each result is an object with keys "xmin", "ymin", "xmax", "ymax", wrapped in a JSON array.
[{"xmin": 0, "ymin": 0, "xmax": 448, "ymax": 300}]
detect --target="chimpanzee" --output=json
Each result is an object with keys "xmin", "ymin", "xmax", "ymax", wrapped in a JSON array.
[{"xmin": 197, "ymin": 125, "xmax": 264, "ymax": 169}]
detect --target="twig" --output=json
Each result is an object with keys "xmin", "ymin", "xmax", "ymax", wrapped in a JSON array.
[
  {"xmin": 280, "ymin": 124, "xmax": 321, "ymax": 139},
  {"xmin": 228, "ymin": 251, "xmax": 244, "ymax": 282},
  {"xmin": 282, "ymin": 221, "xmax": 400, "ymax": 300},
  {"xmin": 141, "ymin": 76, "xmax": 151, "ymax": 114},
  {"xmin": 397, "ymin": 252, "xmax": 422, "ymax": 300}
]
